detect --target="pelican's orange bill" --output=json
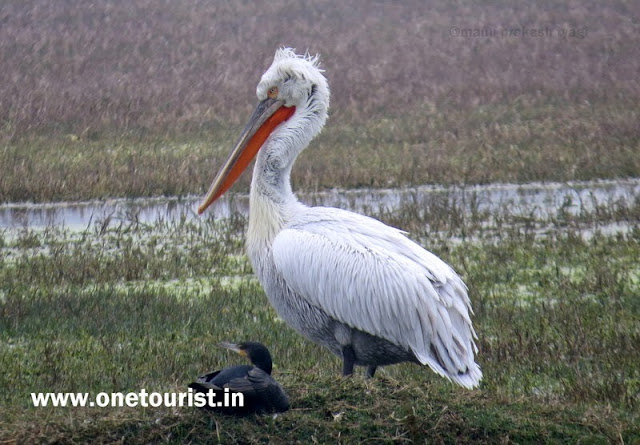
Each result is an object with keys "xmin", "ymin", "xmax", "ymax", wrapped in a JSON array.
[{"xmin": 198, "ymin": 99, "xmax": 295, "ymax": 214}]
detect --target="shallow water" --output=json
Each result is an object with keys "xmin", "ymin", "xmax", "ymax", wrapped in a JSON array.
[{"xmin": 0, "ymin": 178, "xmax": 638, "ymax": 230}]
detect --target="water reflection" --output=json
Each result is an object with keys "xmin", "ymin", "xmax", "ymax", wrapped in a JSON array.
[{"xmin": 0, "ymin": 179, "xmax": 638, "ymax": 230}]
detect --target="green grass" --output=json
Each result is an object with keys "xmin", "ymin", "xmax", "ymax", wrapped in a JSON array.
[{"xmin": 1, "ymin": 202, "xmax": 638, "ymax": 443}]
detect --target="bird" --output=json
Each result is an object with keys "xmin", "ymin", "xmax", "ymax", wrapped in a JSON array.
[
  {"xmin": 189, "ymin": 341, "xmax": 290, "ymax": 415},
  {"xmin": 198, "ymin": 48, "xmax": 482, "ymax": 388}
]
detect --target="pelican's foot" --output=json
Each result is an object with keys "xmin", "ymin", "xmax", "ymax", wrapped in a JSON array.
[{"xmin": 366, "ymin": 365, "xmax": 377, "ymax": 378}]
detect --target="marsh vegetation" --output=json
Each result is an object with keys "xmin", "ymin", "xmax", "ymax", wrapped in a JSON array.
[
  {"xmin": 1, "ymin": 0, "xmax": 639, "ymax": 202},
  {"xmin": 0, "ymin": 0, "xmax": 639, "ymax": 443}
]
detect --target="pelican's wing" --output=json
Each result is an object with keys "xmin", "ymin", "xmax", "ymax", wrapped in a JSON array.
[{"xmin": 272, "ymin": 207, "xmax": 481, "ymax": 388}]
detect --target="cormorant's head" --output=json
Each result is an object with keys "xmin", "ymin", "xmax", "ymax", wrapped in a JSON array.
[{"xmin": 219, "ymin": 341, "xmax": 273, "ymax": 375}]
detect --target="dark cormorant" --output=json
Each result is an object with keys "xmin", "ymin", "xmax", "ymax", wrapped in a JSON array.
[{"xmin": 189, "ymin": 341, "xmax": 289, "ymax": 415}]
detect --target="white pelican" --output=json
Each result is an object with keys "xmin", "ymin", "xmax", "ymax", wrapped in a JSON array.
[{"xmin": 198, "ymin": 48, "xmax": 481, "ymax": 388}]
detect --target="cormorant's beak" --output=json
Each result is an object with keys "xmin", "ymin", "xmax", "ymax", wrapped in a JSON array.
[
  {"xmin": 219, "ymin": 341, "xmax": 247, "ymax": 357},
  {"xmin": 197, "ymin": 99, "xmax": 295, "ymax": 214}
]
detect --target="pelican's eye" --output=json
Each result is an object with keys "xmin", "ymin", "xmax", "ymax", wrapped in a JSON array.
[{"xmin": 267, "ymin": 86, "xmax": 279, "ymax": 99}]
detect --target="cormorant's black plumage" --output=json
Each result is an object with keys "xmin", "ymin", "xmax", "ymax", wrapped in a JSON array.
[{"xmin": 189, "ymin": 341, "xmax": 289, "ymax": 415}]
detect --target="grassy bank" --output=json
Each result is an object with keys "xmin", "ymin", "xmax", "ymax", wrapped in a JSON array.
[{"xmin": 1, "ymin": 198, "xmax": 638, "ymax": 443}]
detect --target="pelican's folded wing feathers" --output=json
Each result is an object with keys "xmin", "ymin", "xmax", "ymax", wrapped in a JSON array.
[{"xmin": 272, "ymin": 207, "xmax": 481, "ymax": 388}]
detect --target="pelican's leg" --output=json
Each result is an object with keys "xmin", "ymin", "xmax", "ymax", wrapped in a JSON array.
[
  {"xmin": 366, "ymin": 365, "xmax": 377, "ymax": 378},
  {"xmin": 341, "ymin": 345, "xmax": 355, "ymax": 376}
]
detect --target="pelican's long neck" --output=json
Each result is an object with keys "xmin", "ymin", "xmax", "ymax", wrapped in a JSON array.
[
  {"xmin": 246, "ymin": 104, "xmax": 325, "ymax": 252},
  {"xmin": 247, "ymin": 150, "xmax": 300, "ymax": 250}
]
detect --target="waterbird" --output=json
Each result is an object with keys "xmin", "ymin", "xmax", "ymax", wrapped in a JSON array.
[
  {"xmin": 198, "ymin": 48, "xmax": 482, "ymax": 387},
  {"xmin": 189, "ymin": 341, "xmax": 289, "ymax": 415}
]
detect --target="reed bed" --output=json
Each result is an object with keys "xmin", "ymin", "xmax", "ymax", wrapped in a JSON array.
[{"xmin": 0, "ymin": 0, "xmax": 638, "ymax": 202}]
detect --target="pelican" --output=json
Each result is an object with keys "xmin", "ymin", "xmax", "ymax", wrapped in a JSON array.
[{"xmin": 198, "ymin": 48, "xmax": 481, "ymax": 388}]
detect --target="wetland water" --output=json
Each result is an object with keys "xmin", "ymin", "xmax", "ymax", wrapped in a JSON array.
[{"xmin": 1, "ymin": 178, "xmax": 638, "ymax": 231}]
